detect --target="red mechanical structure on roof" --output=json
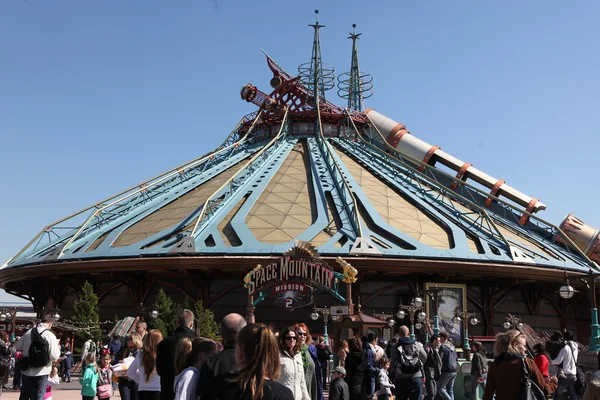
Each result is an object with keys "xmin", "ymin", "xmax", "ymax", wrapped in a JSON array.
[{"xmin": 240, "ymin": 54, "xmax": 367, "ymax": 130}]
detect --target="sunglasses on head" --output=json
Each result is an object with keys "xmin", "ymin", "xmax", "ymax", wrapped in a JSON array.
[{"xmin": 285, "ymin": 336, "xmax": 297, "ymax": 341}]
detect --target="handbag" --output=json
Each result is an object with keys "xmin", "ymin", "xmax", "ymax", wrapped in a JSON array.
[
  {"xmin": 518, "ymin": 357, "xmax": 546, "ymax": 400},
  {"xmin": 97, "ymin": 383, "xmax": 114, "ymax": 399}
]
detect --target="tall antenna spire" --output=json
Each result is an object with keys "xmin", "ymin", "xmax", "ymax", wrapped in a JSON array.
[
  {"xmin": 337, "ymin": 24, "xmax": 373, "ymax": 111},
  {"xmin": 299, "ymin": 10, "xmax": 335, "ymax": 105}
]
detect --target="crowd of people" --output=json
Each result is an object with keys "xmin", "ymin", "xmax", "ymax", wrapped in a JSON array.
[{"xmin": 8, "ymin": 310, "xmax": 600, "ymax": 400}]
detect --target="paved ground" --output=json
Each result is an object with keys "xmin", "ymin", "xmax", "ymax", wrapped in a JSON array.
[
  {"xmin": 2, "ymin": 379, "xmax": 331, "ymax": 399},
  {"xmin": 2, "ymin": 378, "xmax": 88, "ymax": 399}
]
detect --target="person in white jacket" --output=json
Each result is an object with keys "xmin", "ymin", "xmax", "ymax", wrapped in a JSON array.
[
  {"xmin": 15, "ymin": 313, "xmax": 61, "ymax": 400},
  {"xmin": 376, "ymin": 358, "xmax": 395, "ymax": 400},
  {"xmin": 276, "ymin": 327, "xmax": 309, "ymax": 400}
]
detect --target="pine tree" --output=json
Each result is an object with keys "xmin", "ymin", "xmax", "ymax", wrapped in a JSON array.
[
  {"xmin": 71, "ymin": 281, "xmax": 102, "ymax": 341},
  {"xmin": 153, "ymin": 288, "xmax": 176, "ymax": 336},
  {"xmin": 195, "ymin": 300, "xmax": 220, "ymax": 342}
]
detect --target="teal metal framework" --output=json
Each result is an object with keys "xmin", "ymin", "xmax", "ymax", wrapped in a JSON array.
[{"xmin": 4, "ymin": 12, "xmax": 598, "ymax": 293}]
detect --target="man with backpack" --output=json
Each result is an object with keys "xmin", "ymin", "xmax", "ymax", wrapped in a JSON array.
[
  {"xmin": 552, "ymin": 330, "xmax": 579, "ymax": 400},
  {"xmin": 437, "ymin": 332, "xmax": 458, "ymax": 400},
  {"xmin": 15, "ymin": 313, "xmax": 60, "ymax": 400},
  {"xmin": 81, "ymin": 336, "xmax": 97, "ymax": 370},
  {"xmin": 394, "ymin": 325, "xmax": 427, "ymax": 400}
]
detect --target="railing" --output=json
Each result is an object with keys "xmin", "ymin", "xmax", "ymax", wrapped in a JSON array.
[
  {"xmin": 189, "ymin": 107, "xmax": 291, "ymax": 238},
  {"xmin": 6, "ymin": 111, "xmax": 265, "ymax": 266},
  {"xmin": 355, "ymin": 114, "xmax": 596, "ymax": 269}
]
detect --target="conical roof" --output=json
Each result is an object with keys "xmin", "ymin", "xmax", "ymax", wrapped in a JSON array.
[{"xmin": 2, "ymin": 17, "xmax": 598, "ymax": 286}]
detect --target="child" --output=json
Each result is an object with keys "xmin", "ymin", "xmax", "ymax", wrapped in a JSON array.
[
  {"xmin": 329, "ymin": 366, "xmax": 350, "ymax": 400},
  {"xmin": 97, "ymin": 353, "xmax": 114, "ymax": 399},
  {"xmin": 174, "ymin": 338, "xmax": 217, "ymax": 400},
  {"xmin": 45, "ymin": 366, "xmax": 60, "ymax": 400},
  {"xmin": 80, "ymin": 353, "xmax": 99, "ymax": 400},
  {"xmin": 377, "ymin": 358, "xmax": 395, "ymax": 400}
]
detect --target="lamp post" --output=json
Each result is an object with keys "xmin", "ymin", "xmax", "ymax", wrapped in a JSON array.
[
  {"xmin": 503, "ymin": 314, "xmax": 524, "ymax": 331},
  {"xmin": 139, "ymin": 303, "xmax": 159, "ymax": 322},
  {"xmin": 559, "ymin": 268, "xmax": 600, "ymax": 352},
  {"xmin": 452, "ymin": 310, "xmax": 479, "ymax": 351},
  {"xmin": 310, "ymin": 305, "xmax": 332, "ymax": 345},
  {"xmin": 423, "ymin": 285, "xmax": 444, "ymax": 336},
  {"xmin": 397, "ymin": 296, "xmax": 426, "ymax": 340},
  {"xmin": 586, "ymin": 269, "xmax": 600, "ymax": 352},
  {"xmin": 373, "ymin": 312, "xmax": 397, "ymax": 337}
]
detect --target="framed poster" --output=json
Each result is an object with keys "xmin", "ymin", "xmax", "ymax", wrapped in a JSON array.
[{"xmin": 425, "ymin": 283, "xmax": 467, "ymax": 349}]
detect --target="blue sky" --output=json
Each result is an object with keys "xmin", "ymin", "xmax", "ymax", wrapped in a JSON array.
[{"xmin": 1, "ymin": 1, "xmax": 599, "ymax": 303}]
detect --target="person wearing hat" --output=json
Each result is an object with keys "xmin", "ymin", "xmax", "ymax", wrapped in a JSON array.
[{"xmin": 329, "ymin": 366, "xmax": 349, "ymax": 400}]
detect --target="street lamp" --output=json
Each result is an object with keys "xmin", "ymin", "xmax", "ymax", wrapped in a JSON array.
[
  {"xmin": 586, "ymin": 269, "xmax": 600, "ymax": 352},
  {"xmin": 452, "ymin": 310, "xmax": 478, "ymax": 351},
  {"xmin": 559, "ymin": 270, "xmax": 577, "ymax": 299},
  {"xmin": 422, "ymin": 285, "xmax": 445, "ymax": 336},
  {"xmin": 397, "ymin": 297, "xmax": 425, "ymax": 340},
  {"xmin": 139, "ymin": 303, "xmax": 159, "ymax": 321},
  {"xmin": 311, "ymin": 305, "xmax": 332, "ymax": 345},
  {"xmin": 373, "ymin": 312, "xmax": 396, "ymax": 329},
  {"xmin": 504, "ymin": 314, "xmax": 524, "ymax": 331}
]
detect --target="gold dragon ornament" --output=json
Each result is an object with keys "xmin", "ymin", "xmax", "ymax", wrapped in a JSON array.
[
  {"xmin": 244, "ymin": 264, "xmax": 263, "ymax": 288},
  {"xmin": 336, "ymin": 257, "xmax": 357, "ymax": 283}
]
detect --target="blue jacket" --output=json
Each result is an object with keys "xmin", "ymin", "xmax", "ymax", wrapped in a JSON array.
[
  {"xmin": 364, "ymin": 344, "xmax": 379, "ymax": 391},
  {"xmin": 80, "ymin": 364, "xmax": 99, "ymax": 397},
  {"xmin": 307, "ymin": 344, "xmax": 324, "ymax": 400}
]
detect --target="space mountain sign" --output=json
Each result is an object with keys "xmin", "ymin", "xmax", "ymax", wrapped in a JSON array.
[
  {"xmin": 245, "ymin": 257, "xmax": 335, "ymax": 296},
  {"xmin": 243, "ymin": 241, "xmax": 346, "ymax": 308}
]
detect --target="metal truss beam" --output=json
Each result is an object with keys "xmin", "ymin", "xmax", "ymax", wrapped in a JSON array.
[
  {"xmin": 189, "ymin": 108, "xmax": 291, "ymax": 239},
  {"xmin": 6, "ymin": 111, "xmax": 265, "ymax": 267},
  {"xmin": 344, "ymin": 114, "xmax": 593, "ymax": 270}
]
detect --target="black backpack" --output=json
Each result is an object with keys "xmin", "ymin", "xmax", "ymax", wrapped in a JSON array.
[
  {"xmin": 28, "ymin": 327, "xmax": 50, "ymax": 368},
  {"xmin": 395, "ymin": 343, "xmax": 422, "ymax": 375}
]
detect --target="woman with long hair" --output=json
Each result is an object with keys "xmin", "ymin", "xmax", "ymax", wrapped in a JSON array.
[
  {"xmin": 533, "ymin": 342, "xmax": 551, "ymax": 379},
  {"xmin": 126, "ymin": 329, "xmax": 163, "ymax": 400},
  {"xmin": 344, "ymin": 336, "xmax": 367, "ymax": 400},
  {"xmin": 203, "ymin": 323, "xmax": 293, "ymax": 400},
  {"xmin": 483, "ymin": 330, "xmax": 557, "ymax": 400},
  {"xmin": 276, "ymin": 327, "xmax": 309, "ymax": 400},
  {"xmin": 174, "ymin": 338, "xmax": 217, "ymax": 400},
  {"xmin": 337, "ymin": 340, "xmax": 349, "ymax": 368},
  {"xmin": 294, "ymin": 323, "xmax": 323, "ymax": 400}
]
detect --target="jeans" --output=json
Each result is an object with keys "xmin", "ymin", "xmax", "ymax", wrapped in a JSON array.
[
  {"xmin": 424, "ymin": 377, "xmax": 437, "ymax": 400},
  {"xmin": 470, "ymin": 375, "xmax": 484, "ymax": 400},
  {"xmin": 395, "ymin": 377, "xmax": 423, "ymax": 400},
  {"xmin": 554, "ymin": 374, "xmax": 577, "ymax": 400},
  {"xmin": 83, "ymin": 397, "xmax": 95, "ymax": 400},
  {"xmin": 12, "ymin": 367, "xmax": 21, "ymax": 389},
  {"xmin": 139, "ymin": 391, "xmax": 161, "ymax": 400},
  {"xmin": 119, "ymin": 377, "xmax": 139, "ymax": 400},
  {"xmin": 19, "ymin": 375, "xmax": 48, "ymax": 400},
  {"xmin": 62, "ymin": 366, "xmax": 71, "ymax": 382},
  {"xmin": 437, "ymin": 372, "xmax": 457, "ymax": 400}
]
